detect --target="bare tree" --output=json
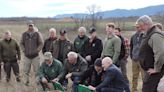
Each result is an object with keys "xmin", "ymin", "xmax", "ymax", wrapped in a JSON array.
[
  {"xmin": 71, "ymin": 14, "xmax": 87, "ymax": 30},
  {"xmin": 87, "ymin": 4, "xmax": 102, "ymax": 27}
]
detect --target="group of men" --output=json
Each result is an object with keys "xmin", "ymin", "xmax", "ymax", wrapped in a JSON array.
[{"xmin": 0, "ymin": 15, "xmax": 163, "ymax": 92}]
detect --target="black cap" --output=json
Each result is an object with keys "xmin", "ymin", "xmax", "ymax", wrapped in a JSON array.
[
  {"xmin": 89, "ymin": 27, "xmax": 96, "ymax": 34},
  {"xmin": 60, "ymin": 29, "xmax": 66, "ymax": 36},
  {"xmin": 94, "ymin": 58, "xmax": 102, "ymax": 67}
]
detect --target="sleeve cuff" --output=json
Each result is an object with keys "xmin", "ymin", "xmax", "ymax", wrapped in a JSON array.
[{"xmin": 154, "ymin": 66, "xmax": 161, "ymax": 73}]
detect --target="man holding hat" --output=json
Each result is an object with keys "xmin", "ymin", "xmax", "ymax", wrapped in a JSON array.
[
  {"xmin": 84, "ymin": 27, "xmax": 103, "ymax": 66},
  {"xmin": 50, "ymin": 29, "xmax": 73, "ymax": 63},
  {"xmin": 38, "ymin": 52, "xmax": 63, "ymax": 91}
]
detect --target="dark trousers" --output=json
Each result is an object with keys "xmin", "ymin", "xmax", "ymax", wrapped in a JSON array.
[
  {"xmin": 4, "ymin": 61, "xmax": 20, "ymax": 80},
  {"xmin": 98, "ymin": 88, "xmax": 124, "ymax": 92},
  {"xmin": 0, "ymin": 63, "xmax": 1, "ymax": 80},
  {"xmin": 72, "ymin": 76, "xmax": 81, "ymax": 92},
  {"xmin": 142, "ymin": 67, "xmax": 164, "ymax": 92}
]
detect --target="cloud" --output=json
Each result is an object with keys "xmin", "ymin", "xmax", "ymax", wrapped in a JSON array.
[{"xmin": 0, "ymin": 0, "xmax": 164, "ymax": 17}]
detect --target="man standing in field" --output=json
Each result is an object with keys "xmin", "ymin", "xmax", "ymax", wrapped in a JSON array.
[
  {"xmin": 50, "ymin": 29, "xmax": 73, "ymax": 63},
  {"xmin": 20, "ymin": 20, "xmax": 44, "ymax": 86},
  {"xmin": 84, "ymin": 27, "xmax": 103, "ymax": 66},
  {"xmin": 114, "ymin": 27, "xmax": 130, "ymax": 92},
  {"xmin": 137, "ymin": 15, "xmax": 164, "ymax": 92},
  {"xmin": 0, "ymin": 31, "xmax": 21, "ymax": 82},
  {"xmin": 42, "ymin": 28, "xmax": 58, "ymax": 54},
  {"xmin": 102, "ymin": 23, "xmax": 121, "ymax": 65},
  {"xmin": 130, "ymin": 23, "xmax": 144, "ymax": 92},
  {"xmin": 74, "ymin": 27, "xmax": 89, "ymax": 57}
]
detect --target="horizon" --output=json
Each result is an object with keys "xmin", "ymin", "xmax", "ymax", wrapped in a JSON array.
[{"xmin": 0, "ymin": 0, "xmax": 164, "ymax": 17}]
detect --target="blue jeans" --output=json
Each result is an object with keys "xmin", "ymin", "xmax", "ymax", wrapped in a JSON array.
[{"xmin": 72, "ymin": 76, "xmax": 81, "ymax": 92}]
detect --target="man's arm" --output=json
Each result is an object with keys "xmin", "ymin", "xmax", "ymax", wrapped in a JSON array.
[
  {"xmin": 130, "ymin": 36, "xmax": 134, "ymax": 59},
  {"xmin": 37, "ymin": 32, "xmax": 44, "ymax": 52},
  {"xmin": 148, "ymin": 33, "xmax": 164, "ymax": 72},
  {"xmin": 113, "ymin": 37, "xmax": 121, "ymax": 63},
  {"xmin": 0, "ymin": 42, "xmax": 2, "ymax": 80},
  {"xmin": 15, "ymin": 41, "xmax": 21, "ymax": 60},
  {"xmin": 20, "ymin": 34, "xmax": 25, "ymax": 52},
  {"xmin": 96, "ymin": 70, "xmax": 115, "ymax": 91},
  {"xmin": 124, "ymin": 38, "xmax": 130, "ymax": 59},
  {"xmin": 72, "ymin": 60, "xmax": 88, "ymax": 77}
]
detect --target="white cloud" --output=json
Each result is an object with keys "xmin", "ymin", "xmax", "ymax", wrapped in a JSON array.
[{"xmin": 0, "ymin": 0, "xmax": 164, "ymax": 17}]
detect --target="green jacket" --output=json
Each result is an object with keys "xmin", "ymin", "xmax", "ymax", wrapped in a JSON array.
[
  {"xmin": 0, "ymin": 39, "xmax": 21, "ymax": 62},
  {"xmin": 58, "ymin": 54, "xmax": 88, "ymax": 80},
  {"xmin": 102, "ymin": 35, "xmax": 121, "ymax": 63},
  {"xmin": 74, "ymin": 35, "xmax": 89, "ymax": 56},
  {"xmin": 39, "ymin": 59, "xmax": 63, "ymax": 81}
]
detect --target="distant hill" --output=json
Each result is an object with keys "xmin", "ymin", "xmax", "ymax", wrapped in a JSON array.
[{"xmin": 55, "ymin": 4, "xmax": 164, "ymax": 19}]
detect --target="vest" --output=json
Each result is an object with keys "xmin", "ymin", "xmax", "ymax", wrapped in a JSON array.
[{"xmin": 139, "ymin": 26, "xmax": 164, "ymax": 70}]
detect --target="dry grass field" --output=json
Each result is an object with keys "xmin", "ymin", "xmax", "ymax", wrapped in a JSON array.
[{"xmin": 0, "ymin": 22, "xmax": 142, "ymax": 92}]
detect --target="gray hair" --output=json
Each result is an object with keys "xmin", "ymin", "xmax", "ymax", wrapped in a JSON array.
[
  {"xmin": 67, "ymin": 51, "xmax": 78, "ymax": 58},
  {"xmin": 136, "ymin": 15, "xmax": 153, "ymax": 25},
  {"xmin": 78, "ymin": 27, "xmax": 87, "ymax": 33},
  {"xmin": 49, "ymin": 28, "xmax": 56, "ymax": 33}
]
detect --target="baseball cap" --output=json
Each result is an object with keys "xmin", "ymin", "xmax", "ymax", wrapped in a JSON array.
[{"xmin": 44, "ymin": 52, "xmax": 53, "ymax": 60}]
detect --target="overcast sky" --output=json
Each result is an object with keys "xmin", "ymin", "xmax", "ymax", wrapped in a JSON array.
[{"xmin": 0, "ymin": 0, "xmax": 164, "ymax": 17}]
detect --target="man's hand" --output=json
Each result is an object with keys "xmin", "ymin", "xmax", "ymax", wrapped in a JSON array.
[
  {"xmin": 17, "ymin": 60, "xmax": 21, "ymax": 64},
  {"xmin": 51, "ymin": 78, "xmax": 59, "ymax": 83},
  {"xmin": 42, "ymin": 77, "xmax": 48, "ymax": 83},
  {"xmin": 85, "ymin": 55, "xmax": 91, "ymax": 61},
  {"xmin": 147, "ymin": 68, "xmax": 157, "ymax": 75},
  {"xmin": 88, "ymin": 85, "xmax": 96, "ymax": 91},
  {"xmin": 66, "ymin": 73, "xmax": 72, "ymax": 79}
]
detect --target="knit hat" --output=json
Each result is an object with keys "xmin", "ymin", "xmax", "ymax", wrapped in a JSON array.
[{"xmin": 94, "ymin": 58, "xmax": 102, "ymax": 67}]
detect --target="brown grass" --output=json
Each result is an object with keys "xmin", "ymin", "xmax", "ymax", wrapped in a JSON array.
[{"xmin": 0, "ymin": 23, "xmax": 142, "ymax": 92}]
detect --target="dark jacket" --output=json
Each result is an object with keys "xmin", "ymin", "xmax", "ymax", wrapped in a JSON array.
[
  {"xmin": 96, "ymin": 64, "xmax": 127, "ymax": 92},
  {"xmin": 74, "ymin": 35, "xmax": 89, "ymax": 57},
  {"xmin": 130, "ymin": 31, "xmax": 144, "ymax": 61},
  {"xmin": 82, "ymin": 65, "xmax": 104, "ymax": 86},
  {"xmin": 84, "ymin": 37, "xmax": 103, "ymax": 65},
  {"xmin": 20, "ymin": 31, "xmax": 44, "ymax": 59},
  {"xmin": 139, "ymin": 26, "xmax": 164, "ymax": 71},
  {"xmin": 42, "ymin": 37, "xmax": 57, "ymax": 54},
  {"xmin": 50, "ymin": 39, "xmax": 73, "ymax": 63},
  {"xmin": 58, "ymin": 54, "xmax": 88, "ymax": 80},
  {"xmin": 0, "ymin": 39, "xmax": 21, "ymax": 62}
]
